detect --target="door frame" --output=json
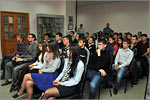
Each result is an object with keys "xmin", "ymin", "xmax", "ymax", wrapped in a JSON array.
[{"xmin": 1, "ymin": 11, "xmax": 30, "ymax": 58}]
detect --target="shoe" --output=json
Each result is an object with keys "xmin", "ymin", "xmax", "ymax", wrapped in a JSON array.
[
  {"xmin": 1, "ymin": 81, "xmax": 11, "ymax": 86},
  {"xmin": 12, "ymin": 93, "xmax": 24, "ymax": 98},
  {"xmin": 113, "ymin": 89, "xmax": 118, "ymax": 95},
  {"xmin": 10, "ymin": 86, "xmax": 20, "ymax": 92},
  {"xmin": 9, "ymin": 85, "xmax": 15, "ymax": 92}
]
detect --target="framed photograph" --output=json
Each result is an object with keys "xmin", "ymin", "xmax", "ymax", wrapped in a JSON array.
[
  {"xmin": 69, "ymin": 16, "xmax": 73, "ymax": 23},
  {"xmin": 68, "ymin": 23, "xmax": 73, "ymax": 30}
]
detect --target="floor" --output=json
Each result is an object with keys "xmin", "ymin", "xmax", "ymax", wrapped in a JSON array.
[{"xmin": 0, "ymin": 59, "xmax": 149, "ymax": 100}]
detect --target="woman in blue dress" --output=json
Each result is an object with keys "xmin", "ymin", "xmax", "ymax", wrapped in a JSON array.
[{"xmin": 13, "ymin": 42, "xmax": 61, "ymax": 99}]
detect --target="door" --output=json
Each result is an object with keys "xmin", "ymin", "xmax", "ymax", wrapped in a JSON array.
[{"xmin": 1, "ymin": 11, "xmax": 29, "ymax": 58}]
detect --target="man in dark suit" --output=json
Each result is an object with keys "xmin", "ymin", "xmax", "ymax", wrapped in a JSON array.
[{"xmin": 1, "ymin": 33, "xmax": 39, "ymax": 92}]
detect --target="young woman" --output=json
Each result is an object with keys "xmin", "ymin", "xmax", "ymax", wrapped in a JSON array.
[
  {"xmin": 41, "ymin": 44, "xmax": 84, "ymax": 99},
  {"xmin": 72, "ymin": 33, "xmax": 79, "ymax": 44},
  {"xmin": 118, "ymin": 37, "xmax": 123, "ymax": 49},
  {"xmin": 13, "ymin": 42, "xmax": 61, "ymax": 99},
  {"xmin": 17, "ymin": 43, "xmax": 47, "ymax": 88},
  {"xmin": 27, "ymin": 43, "xmax": 47, "ymax": 72}
]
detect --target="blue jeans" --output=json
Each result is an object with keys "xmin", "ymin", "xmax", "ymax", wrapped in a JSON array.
[
  {"xmin": 111, "ymin": 64, "xmax": 128, "ymax": 90},
  {"xmin": 136, "ymin": 60, "xmax": 142, "ymax": 78},
  {"xmin": 86, "ymin": 69, "xmax": 105, "ymax": 99}
]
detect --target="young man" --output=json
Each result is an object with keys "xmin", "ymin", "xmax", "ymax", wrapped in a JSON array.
[
  {"xmin": 130, "ymin": 35, "xmax": 143, "ymax": 81},
  {"xmin": 43, "ymin": 33, "xmax": 52, "ymax": 44},
  {"xmin": 1, "ymin": 33, "xmax": 39, "ymax": 92},
  {"xmin": 113, "ymin": 33, "xmax": 119, "ymax": 44},
  {"xmin": 139, "ymin": 34, "xmax": 149, "ymax": 75},
  {"xmin": 70, "ymin": 31, "xmax": 75, "ymax": 42},
  {"xmin": 1, "ymin": 34, "xmax": 27, "ymax": 79},
  {"xmin": 112, "ymin": 39, "xmax": 134, "ymax": 95},
  {"xmin": 78, "ymin": 24, "xmax": 85, "ymax": 34},
  {"xmin": 87, "ymin": 39, "xmax": 111, "ymax": 99},
  {"xmin": 55, "ymin": 32, "xmax": 63, "ymax": 49},
  {"xmin": 103, "ymin": 23, "xmax": 112, "ymax": 34},
  {"xmin": 61, "ymin": 35, "xmax": 70, "ymax": 59},
  {"xmin": 78, "ymin": 38, "xmax": 90, "ymax": 66}
]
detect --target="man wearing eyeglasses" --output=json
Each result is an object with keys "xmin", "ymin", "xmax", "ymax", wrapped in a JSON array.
[{"xmin": 1, "ymin": 33, "xmax": 39, "ymax": 93}]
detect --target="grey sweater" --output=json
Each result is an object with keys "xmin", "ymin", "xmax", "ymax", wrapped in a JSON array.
[{"xmin": 41, "ymin": 54, "xmax": 61, "ymax": 73}]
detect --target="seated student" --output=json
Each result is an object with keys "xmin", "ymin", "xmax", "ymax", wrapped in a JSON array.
[
  {"xmin": 85, "ymin": 36, "xmax": 96, "ymax": 65},
  {"xmin": 1, "ymin": 34, "xmax": 27, "ymax": 79},
  {"xmin": 61, "ymin": 35, "xmax": 70, "ymax": 59},
  {"xmin": 139, "ymin": 34, "xmax": 149, "ymax": 75},
  {"xmin": 118, "ymin": 37, "xmax": 123, "ymax": 49},
  {"xmin": 113, "ymin": 33, "xmax": 119, "ymax": 44},
  {"xmin": 78, "ymin": 38, "xmax": 90, "ymax": 66},
  {"xmin": 72, "ymin": 33, "xmax": 80, "ymax": 44},
  {"xmin": 1, "ymin": 33, "xmax": 39, "ymax": 92},
  {"xmin": 70, "ymin": 31, "xmax": 75, "ymax": 42},
  {"xmin": 55, "ymin": 32, "xmax": 64, "ymax": 50},
  {"xmin": 127, "ymin": 32, "xmax": 132, "ymax": 41},
  {"xmin": 109, "ymin": 37, "xmax": 118, "ymax": 57},
  {"xmin": 41, "ymin": 44, "xmax": 84, "ymax": 100},
  {"xmin": 43, "ymin": 33, "xmax": 52, "ymax": 44},
  {"xmin": 130, "ymin": 35, "xmax": 143, "ymax": 82},
  {"xmin": 112, "ymin": 39, "xmax": 134, "ymax": 95},
  {"xmin": 13, "ymin": 42, "xmax": 61, "ymax": 99},
  {"xmin": 87, "ymin": 39, "xmax": 111, "ymax": 99},
  {"xmin": 105, "ymin": 37, "xmax": 113, "ymax": 57},
  {"xmin": 16, "ymin": 43, "xmax": 47, "ymax": 88}
]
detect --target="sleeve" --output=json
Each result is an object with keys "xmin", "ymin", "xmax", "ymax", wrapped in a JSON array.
[
  {"xmin": 33, "ymin": 53, "xmax": 47, "ymax": 69},
  {"xmin": 119, "ymin": 51, "xmax": 134, "ymax": 68},
  {"xmin": 15, "ymin": 43, "xmax": 26, "ymax": 55},
  {"xmin": 113, "ymin": 45, "xmax": 118, "ymax": 52},
  {"xmin": 55, "ymin": 59, "xmax": 68, "ymax": 81},
  {"xmin": 41, "ymin": 58, "xmax": 61, "ymax": 73},
  {"xmin": 61, "ymin": 61, "xmax": 84, "ymax": 86},
  {"xmin": 22, "ymin": 44, "xmax": 39, "ymax": 62},
  {"xmin": 98, "ymin": 52, "xmax": 110, "ymax": 72},
  {"xmin": 32, "ymin": 61, "xmax": 38, "ymax": 66}
]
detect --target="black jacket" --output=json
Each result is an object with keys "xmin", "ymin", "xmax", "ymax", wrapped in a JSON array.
[{"xmin": 88, "ymin": 50, "xmax": 111, "ymax": 73}]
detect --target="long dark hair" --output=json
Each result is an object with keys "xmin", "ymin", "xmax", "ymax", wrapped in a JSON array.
[
  {"xmin": 47, "ymin": 42, "xmax": 60, "ymax": 59},
  {"xmin": 109, "ymin": 37, "xmax": 116, "ymax": 46},
  {"xmin": 69, "ymin": 44, "xmax": 80, "ymax": 77},
  {"xmin": 37, "ymin": 43, "xmax": 47, "ymax": 63}
]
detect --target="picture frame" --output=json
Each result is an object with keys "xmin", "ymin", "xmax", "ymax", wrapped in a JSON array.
[{"xmin": 68, "ymin": 23, "xmax": 73, "ymax": 30}]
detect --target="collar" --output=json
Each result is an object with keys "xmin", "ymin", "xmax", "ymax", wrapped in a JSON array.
[{"xmin": 123, "ymin": 48, "xmax": 130, "ymax": 51}]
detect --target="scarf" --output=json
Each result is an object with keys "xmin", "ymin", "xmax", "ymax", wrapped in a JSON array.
[
  {"xmin": 60, "ymin": 59, "xmax": 72, "ymax": 82},
  {"xmin": 45, "ymin": 52, "xmax": 54, "ymax": 63}
]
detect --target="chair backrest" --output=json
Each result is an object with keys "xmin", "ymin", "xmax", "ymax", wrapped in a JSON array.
[
  {"xmin": 76, "ymin": 64, "xmax": 87, "ymax": 97},
  {"xmin": 108, "ymin": 56, "xmax": 114, "ymax": 76},
  {"xmin": 56, "ymin": 57, "xmax": 65, "ymax": 74}
]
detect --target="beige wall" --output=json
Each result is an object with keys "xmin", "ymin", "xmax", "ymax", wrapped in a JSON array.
[
  {"xmin": 0, "ymin": 0, "xmax": 66, "ymax": 59},
  {"xmin": 66, "ymin": 0, "xmax": 76, "ymax": 34},
  {"xmin": 78, "ymin": 1, "xmax": 149, "ymax": 36}
]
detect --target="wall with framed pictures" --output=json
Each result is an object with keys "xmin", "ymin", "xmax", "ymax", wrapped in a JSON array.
[{"xmin": 37, "ymin": 14, "xmax": 64, "ymax": 43}]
